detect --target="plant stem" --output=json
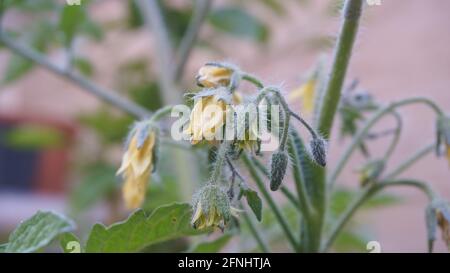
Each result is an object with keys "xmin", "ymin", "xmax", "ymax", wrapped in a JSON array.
[
  {"xmin": 149, "ymin": 105, "xmax": 174, "ymax": 122},
  {"xmin": 0, "ymin": 33, "xmax": 150, "ymax": 119},
  {"xmin": 317, "ymin": 0, "xmax": 363, "ymax": 138},
  {"xmin": 329, "ymin": 97, "xmax": 444, "ymax": 186},
  {"xmin": 322, "ymin": 184, "xmax": 377, "ymax": 251},
  {"xmin": 384, "ymin": 142, "xmax": 435, "ymax": 180},
  {"xmin": 211, "ymin": 142, "xmax": 229, "ymax": 184},
  {"xmin": 241, "ymin": 153, "xmax": 300, "ymax": 252},
  {"xmin": 241, "ymin": 208, "xmax": 271, "ymax": 253},
  {"xmin": 288, "ymin": 135, "xmax": 314, "ymax": 217},
  {"xmin": 241, "ymin": 73, "xmax": 264, "ymax": 89},
  {"xmin": 251, "ymin": 156, "xmax": 301, "ymax": 210},
  {"xmin": 323, "ymin": 179, "xmax": 436, "ymax": 251},
  {"xmin": 382, "ymin": 111, "xmax": 403, "ymax": 160},
  {"xmin": 174, "ymin": 0, "xmax": 212, "ymax": 81}
]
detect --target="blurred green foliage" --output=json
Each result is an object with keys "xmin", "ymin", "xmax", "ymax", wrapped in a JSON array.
[{"xmin": 4, "ymin": 124, "xmax": 65, "ymax": 150}]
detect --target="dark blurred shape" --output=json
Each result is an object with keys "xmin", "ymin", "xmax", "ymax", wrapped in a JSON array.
[{"xmin": 0, "ymin": 114, "xmax": 76, "ymax": 194}]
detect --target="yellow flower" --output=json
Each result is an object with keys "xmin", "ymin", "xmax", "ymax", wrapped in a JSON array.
[
  {"xmin": 184, "ymin": 95, "xmax": 227, "ymax": 144},
  {"xmin": 288, "ymin": 79, "xmax": 317, "ymax": 114},
  {"xmin": 191, "ymin": 184, "xmax": 237, "ymax": 231},
  {"xmin": 234, "ymin": 105, "xmax": 260, "ymax": 152},
  {"xmin": 196, "ymin": 64, "xmax": 233, "ymax": 88},
  {"xmin": 437, "ymin": 208, "xmax": 450, "ymax": 248},
  {"xmin": 117, "ymin": 126, "xmax": 156, "ymax": 209}
]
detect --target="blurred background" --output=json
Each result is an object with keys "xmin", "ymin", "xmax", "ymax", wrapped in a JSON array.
[{"xmin": 0, "ymin": 0, "xmax": 449, "ymax": 252}]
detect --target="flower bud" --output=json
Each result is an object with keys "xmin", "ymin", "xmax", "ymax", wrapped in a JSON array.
[
  {"xmin": 269, "ymin": 150, "xmax": 289, "ymax": 191},
  {"xmin": 117, "ymin": 122, "xmax": 157, "ymax": 209},
  {"xmin": 310, "ymin": 137, "xmax": 327, "ymax": 167},
  {"xmin": 196, "ymin": 63, "xmax": 234, "ymax": 88},
  {"xmin": 427, "ymin": 199, "xmax": 450, "ymax": 251},
  {"xmin": 191, "ymin": 184, "xmax": 233, "ymax": 231}
]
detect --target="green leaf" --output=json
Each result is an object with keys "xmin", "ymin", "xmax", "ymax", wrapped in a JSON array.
[
  {"xmin": 333, "ymin": 230, "xmax": 368, "ymax": 252},
  {"xmin": 85, "ymin": 203, "xmax": 208, "ymax": 253},
  {"xmin": 245, "ymin": 189, "xmax": 262, "ymax": 222},
  {"xmin": 60, "ymin": 233, "xmax": 82, "ymax": 253},
  {"xmin": 78, "ymin": 108, "xmax": 133, "ymax": 144},
  {"xmin": 73, "ymin": 57, "xmax": 94, "ymax": 77},
  {"xmin": 70, "ymin": 163, "xmax": 117, "ymax": 213},
  {"xmin": 3, "ymin": 124, "xmax": 65, "ymax": 150},
  {"xmin": 188, "ymin": 234, "xmax": 232, "ymax": 253},
  {"xmin": 209, "ymin": 7, "xmax": 269, "ymax": 42},
  {"xmin": 59, "ymin": 4, "xmax": 85, "ymax": 46},
  {"xmin": 5, "ymin": 211, "xmax": 76, "ymax": 253},
  {"xmin": 2, "ymin": 55, "xmax": 34, "ymax": 84}
]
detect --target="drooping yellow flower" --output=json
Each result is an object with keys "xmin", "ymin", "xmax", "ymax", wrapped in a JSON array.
[
  {"xmin": 288, "ymin": 79, "xmax": 317, "ymax": 114},
  {"xmin": 184, "ymin": 95, "xmax": 227, "ymax": 144},
  {"xmin": 436, "ymin": 208, "xmax": 450, "ymax": 249},
  {"xmin": 191, "ymin": 184, "xmax": 237, "ymax": 231},
  {"xmin": 117, "ymin": 126, "xmax": 156, "ymax": 209},
  {"xmin": 196, "ymin": 63, "xmax": 233, "ymax": 88},
  {"xmin": 233, "ymin": 104, "xmax": 260, "ymax": 152}
]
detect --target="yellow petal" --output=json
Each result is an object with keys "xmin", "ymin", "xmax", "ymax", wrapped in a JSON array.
[
  {"xmin": 122, "ymin": 171, "xmax": 150, "ymax": 209},
  {"xmin": 116, "ymin": 151, "xmax": 131, "ymax": 175},
  {"xmin": 289, "ymin": 80, "xmax": 316, "ymax": 114},
  {"xmin": 191, "ymin": 201, "xmax": 203, "ymax": 226}
]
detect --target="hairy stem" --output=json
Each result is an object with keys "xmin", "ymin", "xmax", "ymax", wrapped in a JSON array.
[
  {"xmin": 384, "ymin": 142, "xmax": 436, "ymax": 180},
  {"xmin": 330, "ymin": 97, "xmax": 444, "ymax": 187},
  {"xmin": 241, "ymin": 207, "xmax": 271, "ymax": 253},
  {"xmin": 317, "ymin": 0, "xmax": 363, "ymax": 138},
  {"xmin": 323, "ymin": 179, "xmax": 436, "ymax": 251},
  {"xmin": 241, "ymin": 153, "xmax": 299, "ymax": 252}
]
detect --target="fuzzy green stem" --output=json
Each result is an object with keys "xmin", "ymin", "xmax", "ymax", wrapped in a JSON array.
[
  {"xmin": 250, "ymin": 156, "xmax": 300, "ymax": 208},
  {"xmin": 330, "ymin": 97, "xmax": 444, "ymax": 187},
  {"xmin": 149, "ymin": 105, "xmax": 174, "ymax": 122},
  {"xmin": 210, "ymin": 142, "xmax": 229, "ymax": 184},
  {"xmin": 241, "ymin": 153, "xmax": 300, "ymax": 252},
  {"xmin": 241, "ymin": 208, "xmax": 271, "ymax": 253},
  {"xmin": 382, "ymin": 111, "xmax": 403, "ymax": 160},
  {"xmin": 323, "ymin": 179, "xmax": 437, "ymax": 251},
  {"xmin": 241, "ymin": 73, "xmax": 264, "ymax": 89},
  {"xmin": 317, "ymin": 0, "xmax": 363, "ymax": 138},
  {"xmin": 384, "ymin": 142, "xmax": 435, "ymax": 180},
  {"xmin": 288, "ymin": 135, "xmax": 315, "ymax": 218}
]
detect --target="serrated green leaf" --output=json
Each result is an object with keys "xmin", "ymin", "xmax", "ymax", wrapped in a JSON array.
[
  {"xmin": 209, "ymin": 7, "xmax": 269, "ymax": 42},
  {"xmin": 85, "ymin": 203, "xmax": 208, "ymax": 253},
  {"xmin": 188, "ymin": 234, "xmax": 232, "ymax": 253},
  {"xmin": 245, "ymin": 189, "xmax": 262, "ymax": 222},
  {"xmin": 5, "ymin": 211, "xmax": 75, "ymax": 253},
  {"xmin": 60, "ymin": 233, "xmax": 82, "ymax": 253}
]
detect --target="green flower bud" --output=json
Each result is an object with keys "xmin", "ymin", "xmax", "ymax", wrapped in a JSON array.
[
  {"xmin": 310, "ymin": 137, "xmax": 327, "ymax": 167},
  {"xmin": 269, "ymin": 150, "xmax": 289, "ymax": 191},
  {"xmin": 191, "ymin": 184, "xmax": 232, "ymax": 231}
]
